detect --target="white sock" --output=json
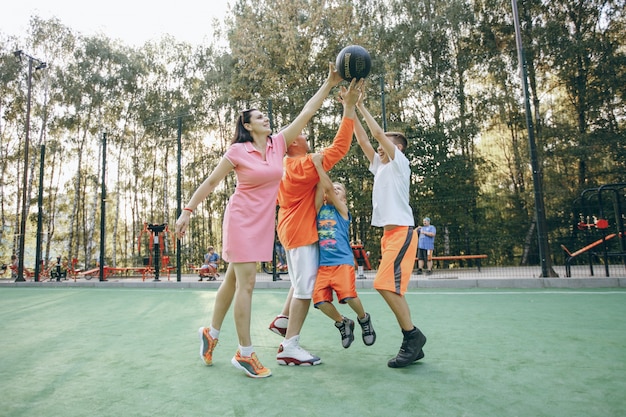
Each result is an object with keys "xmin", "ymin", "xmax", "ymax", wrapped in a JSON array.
[
  {"xmin": 239, "ymin": 345, "xmax": 254, "ymax": 357},
  {"xmin": 209, "ymin": 327, "xmax": 220, "ymax": 340},
  {"xmin": 282, "ymin": 335, "xmax": 299, "ymax": 347}
]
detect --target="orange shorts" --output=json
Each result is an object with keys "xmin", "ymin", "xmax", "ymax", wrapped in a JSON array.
[
  {"xmin": 313, "ymin": 264, "xmax": 357, "ymax": 306},
  {"xmin": 373, "ymin": 226, "xmax": 418, "ymax": 295}
]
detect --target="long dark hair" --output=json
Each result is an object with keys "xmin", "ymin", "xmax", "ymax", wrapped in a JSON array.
[
  {"xmin": 234, "ymin": 108, "xmax": 275, "ymax": 145},
  {"xmin": 232, "ymin": 109, "xmax": 255, "ymax": 144}
]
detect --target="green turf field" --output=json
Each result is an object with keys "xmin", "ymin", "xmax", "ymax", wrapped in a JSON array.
[{"xmin": 1, "ymin": 287, "xmax": 625, "ymax": 417}]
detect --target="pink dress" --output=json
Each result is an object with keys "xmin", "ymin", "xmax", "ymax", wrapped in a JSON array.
[{"xmin": 221, "ymin": 133, "xmax": 286, "ymax": 262}]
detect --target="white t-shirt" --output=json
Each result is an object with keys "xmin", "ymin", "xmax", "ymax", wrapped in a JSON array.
[{"xmin": 369, "ymin": 151, "xmax": 415, "ymax": 228}]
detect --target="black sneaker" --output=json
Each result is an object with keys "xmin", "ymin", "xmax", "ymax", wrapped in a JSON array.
[
  {"xmin": 358, "ymin": 313, "xmax": 376, "ymax": 346},
  {"xmin": 426, "ymin": 270, "xmax": 432, "ymax": 275},
  {"xmin": 335, "ymin": 317, "xmax": 355, "ymax": 348},
  {"xmin": 388, "ymin": 327, "xmax": 427, "ymax": 368},
  {"xmin": 417, "ymin": 269, "xmax": 423, "ymax": 275}
]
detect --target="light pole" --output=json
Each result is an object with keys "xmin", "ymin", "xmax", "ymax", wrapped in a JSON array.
[
  {"xmin": 511, "ymin": 1, "xmax": 557, "ymax": 277},
  {"xmin": 14, "ymin": 50, "xmax": 47, "ymax": 282}
]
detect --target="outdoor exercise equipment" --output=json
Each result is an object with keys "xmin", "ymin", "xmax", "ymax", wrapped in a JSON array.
[
  {"xmin": 138, "ymin": 222, "xmax": 176, "ymax": 281},
  {"xmin": 563, "ymin": 183, "xmax": 626, "ymax": 277},
  {"xmin": 78, "ymin": 223, "xmax": 175, "ymax": 281},
  {"xmin": 351, "ymin": 242, "xmax": 371, "ymax": 279}
]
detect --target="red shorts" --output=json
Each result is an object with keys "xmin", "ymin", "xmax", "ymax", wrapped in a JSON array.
[
  {"xmin": 373, "ymin": 226, "xmax": 417, "ymax": 295},
  {"xmin": 313, "ymin": 264, "xmax": 357, "ymax": 306}
]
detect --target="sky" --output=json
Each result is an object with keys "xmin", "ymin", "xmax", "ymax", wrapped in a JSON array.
[{"xmin": 3, "ymin": 0, "xmax": 232, "ymax": 46}]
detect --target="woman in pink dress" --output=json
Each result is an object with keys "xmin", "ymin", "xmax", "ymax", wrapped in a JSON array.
[{"xmin": 175, "ymin": 63, "xmax": 347, "ymax": 378}]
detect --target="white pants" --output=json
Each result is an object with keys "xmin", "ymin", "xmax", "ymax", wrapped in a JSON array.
[{"xmin": 285, "ymin": 243, "xmax": 319, "ymax": 299}]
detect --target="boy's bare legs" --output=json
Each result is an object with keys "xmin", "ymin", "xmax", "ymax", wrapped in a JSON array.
[
  {"xmin": 378, "ymin": 289, "xmax": 426, "ymax": 367},
  {"xmin": 269, "ymin": 287, "xmax": 293, "ymax": 337},
  {"xmin": 377, "ymin": 289, "xmax": 413, "ymax": 331},
  {"xmin": 316, "ymin": 300, "xmax": 354, "ymax": 348},
  {"xmin": 346, "ymin": 297, "xmax": 366, "ymax": 319},
  {"xmin": 279, "ymin": 286, "xmax": 294, "ymax": 316},
  {"xmin": 316, "ymin": 301, "xmax": 343, "ymax": 322},
  {"xmin": 285, "ymin": 297, "xmax": 310, "ymax": 339},
  {"xmin": 346, "ymin": 297, "xmax": 376, "ymax": 347}
]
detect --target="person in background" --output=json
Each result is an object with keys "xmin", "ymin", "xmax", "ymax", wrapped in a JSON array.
[
  {"xmin": 199, "ymin": 246, "xmax": 220, "ymax": 281},
  {"xmin": 10, "ymin": 254, "xmax": 18, "ymax": 280},
  {"xmin": 417, "ymin": 217, "xmax": 436, "ymax": 275}
]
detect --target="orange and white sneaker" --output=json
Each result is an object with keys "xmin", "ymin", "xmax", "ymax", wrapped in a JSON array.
[
  {"xmin": 198, "ymin": 327, "xmax": 218, "ymax": 366},
  {"xmin": 231, "ymin": 351, "xmax": 272, "ymax": 378}
]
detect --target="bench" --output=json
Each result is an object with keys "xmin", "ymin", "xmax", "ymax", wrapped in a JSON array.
[
  {"xmin": 561, "ymin": 233, "xmax": 618, "ymax": 277},
  {"xmin": 188, "ymin": 263, "xmax": 220, "ymax": 281},
  {"xmin": 417, "ymin": 254, "xmax": 488, "ymax": 272}
]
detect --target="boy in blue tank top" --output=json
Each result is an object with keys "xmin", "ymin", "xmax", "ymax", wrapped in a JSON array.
[{"xmin": 310, "ymin": 154, "xmax": 376, "ymax": 349}]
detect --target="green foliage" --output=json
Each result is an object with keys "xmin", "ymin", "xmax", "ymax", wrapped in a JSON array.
[{"xmin": 1, "ymin": 0, "xmax": 624, "ymax": 271}]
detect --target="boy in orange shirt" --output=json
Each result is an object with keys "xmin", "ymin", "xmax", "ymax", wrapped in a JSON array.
[{"xmin": 271, "ymin": 79, "xmax": 363, "ymax": 366}]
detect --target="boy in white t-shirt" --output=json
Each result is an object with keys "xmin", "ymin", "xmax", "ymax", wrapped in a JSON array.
[{"xmin": 354, "ymin": 96, "xmax": 427, "ymax": 368}]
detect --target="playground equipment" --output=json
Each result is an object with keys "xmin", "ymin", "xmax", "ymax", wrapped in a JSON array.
[
  {"xmin": 77, "ymin": 222, "xmax": 176, "ymax": 281},
  {"xmin": 562, "ymin": 183, "xmax": 626, "ymax": 277},
  {"xmin": 351, "ymin": 242, "xmax": 372, "ymax": 279}
]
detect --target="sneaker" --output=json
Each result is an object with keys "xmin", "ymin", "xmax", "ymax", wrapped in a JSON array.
[
  {"xmin": 358, "ymin": 313, "xmax": 376, "ymax": 346},
  {"xmin": 231, "ymin": 351, "xmax": 272, "ymax": 378},
  {"xmin": 426, "ymin": 270, "xmax": 432, "ymax": 275},
  {"xmin": 387, "ymin": 327, "xmax": 427, "ymax": 368},
  {"xmin": 335, "ymin": 317, "xmax": 355, "ymax": 348},
  {"xmin": 198, "ymin": 327, "xmax": 218, "ymax": 366},
  {"xmin": 417, "ymin": 269, "xmax": 423, "ymax": 275},
  {"xmin": 276, "ymin": 337, "xmax": 321, "ymax": 366},
  {"xmin": 269, "ymin": 315, "xmax": 288, "ymax": 337}
]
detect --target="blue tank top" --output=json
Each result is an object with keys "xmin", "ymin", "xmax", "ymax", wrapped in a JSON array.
[{"xmin": 318, "ymin": 204, "xmax": 354, "ymax": 266}]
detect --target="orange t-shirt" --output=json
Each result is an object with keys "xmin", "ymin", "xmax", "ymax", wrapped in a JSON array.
[{"xmin": 277, "ymin": 117, "xmax": 354, "ymax": 250}]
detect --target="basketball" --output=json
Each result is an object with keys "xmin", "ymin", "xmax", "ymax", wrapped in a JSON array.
[{"xmin": 335, "ymin": 45, "xmax": 372, "ymax": 81}]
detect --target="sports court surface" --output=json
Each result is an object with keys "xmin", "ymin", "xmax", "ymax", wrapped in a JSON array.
[{"xmin": 1, "ymin": 284, "xmax": 625, "ymax": 417}]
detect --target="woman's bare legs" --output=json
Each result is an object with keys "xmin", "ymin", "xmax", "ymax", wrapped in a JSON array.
[
  {"xmin": 231, "ymin": 262, "xmax": 258, "ymax": 346},
  {"xmin": 210, "ymin": 263, "xmax": 236, "ymax": 331}
]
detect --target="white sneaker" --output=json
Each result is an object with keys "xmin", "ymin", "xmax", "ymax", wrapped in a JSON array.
[
  {"xmin": 276, "ymin": 337, "xmax": 321, "ymax": 366},
  {"xmin": 269, "ymin": 315, "xmax": 288, "ymax": 337}
]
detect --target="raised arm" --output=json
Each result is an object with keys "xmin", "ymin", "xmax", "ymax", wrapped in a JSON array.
[
  {"xmin": 354, "ymin": 115, "xmax": 375, "ymax": 164},
  {"xmin": 357, "ymin": 96, "xmax": 397, "ymax": 160},
  {"xmin": 318, "ymin": 78, "xmax": 363, "ymax": 172},
  {"xmin": 312, "ymin": 153, "xmax": 348, "ymax": 219},
  {"xmin": 175, "ymin": 157, "xmax": 234, "ymax": 238},
  {"xmin": 312, "ymin": 153, "xmax": 332, "ymax": 212},
  {"xmin": 280, "ymin": 63, "xmax": 344, "ymax": 146}
]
